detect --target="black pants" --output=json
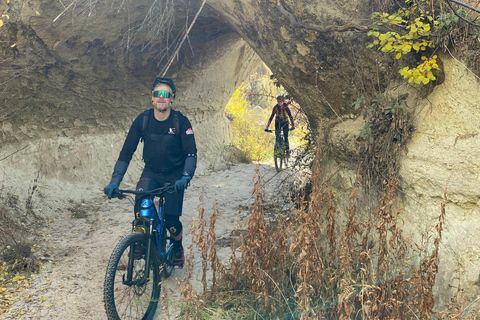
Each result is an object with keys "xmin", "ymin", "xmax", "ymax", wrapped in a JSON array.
[
  {"xmin": 135, "ymin": 167, "xmax": 184, "ymax": 217},
  {"xmin": 275, "ymin": 120, "xmax": 289, "ymax": 149}
]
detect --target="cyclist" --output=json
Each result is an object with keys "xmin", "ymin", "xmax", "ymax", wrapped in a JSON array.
[
  {"xmin": 104, "ymin": 77, "xmax": 197, "ymax": 269},
  {"xmin": 265, "ymin": 95, "xmax": 295, "ymax": 155}
]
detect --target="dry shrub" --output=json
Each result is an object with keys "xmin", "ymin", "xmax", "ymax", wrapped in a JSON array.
[
  {"xmin": 0, "ymin": 182, "xmax": 42, "ymax": 313},
  {"xmin": 181, "ymin": 188, "xmax": 225, "ymax": 319},
  {"xmin": 185, "ymin": 150, "xmax": 472, "ymax": 320}
]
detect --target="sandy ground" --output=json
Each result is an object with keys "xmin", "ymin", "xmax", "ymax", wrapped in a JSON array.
[{"xmin": 1, "ymin": 162, "xmax": 293, "ymax": 320}]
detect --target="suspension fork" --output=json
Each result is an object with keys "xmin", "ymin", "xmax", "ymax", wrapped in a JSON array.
[{"xmin": 125, "ymin": 219, "xmax": 154, "ymax": 286}]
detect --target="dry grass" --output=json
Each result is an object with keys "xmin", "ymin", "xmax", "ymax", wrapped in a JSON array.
[
  {"xmin": 0, "ymin": 182, "xmax": 43, "ymax": 313},
  {"xmin": 180, "ymin": 140, "xmax": 478, "ymax": 319}
]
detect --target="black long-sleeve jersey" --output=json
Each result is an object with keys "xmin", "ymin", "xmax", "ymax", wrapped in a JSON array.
[{"xmin": 117, "ymin": 109, "xmax": 197, "ymax": 175}]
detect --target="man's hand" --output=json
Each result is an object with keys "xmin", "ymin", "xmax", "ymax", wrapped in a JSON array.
[
  {"xmin": 104, "ymin": 183, "xmax": 119, "ymax": 199},
  {"xmin": 175, "ymin": 176, "xmax": 191, "ymax": 193}
]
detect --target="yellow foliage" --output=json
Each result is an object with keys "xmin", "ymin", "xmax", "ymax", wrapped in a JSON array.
[
  {"xmin": 398, "ymin": 55, "xmax": 439, "ymax": 84},
  {"xmin": 367, "ymin": 0, "xmax": 441, "ymax": 85},
  {"xmin": 225, "ymin": 86, "xmax": 274, "ymax": 161}
]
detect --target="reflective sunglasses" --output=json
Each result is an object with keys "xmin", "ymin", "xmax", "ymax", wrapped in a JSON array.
[
  {"xmin": 277, "ymin": 100, "xmax": 284, "ymax": 103},
  {"xmin": 153, "ymin": 90, "xmax": 173, "ymax": 98}
]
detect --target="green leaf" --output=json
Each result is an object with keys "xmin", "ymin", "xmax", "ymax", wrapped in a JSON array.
[{"xmin": 396, "ymin": 52, "xmax": 402, "ymax": 59}]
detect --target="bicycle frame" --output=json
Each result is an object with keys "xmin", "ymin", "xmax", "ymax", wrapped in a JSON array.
[{"xmin": 118, "ymin": 187, "xmax": 175, "ymax": 287}]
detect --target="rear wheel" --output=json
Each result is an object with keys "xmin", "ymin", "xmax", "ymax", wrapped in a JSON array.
[
  {"xmin": 104, "ymin": 232, "xmax": 160, "ymax": 320},
  {"xmin": 274, "ymin": 154, "xmax": 283, "ymax": 172}
]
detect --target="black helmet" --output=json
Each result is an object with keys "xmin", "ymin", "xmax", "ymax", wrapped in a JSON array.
[
  {"xmin": 152, "ymin": 77, "xmax": 176, "ymax": 97},
  {"xmin": 276, "ymin": 95, "xmax": 284, "ymax": 101}
]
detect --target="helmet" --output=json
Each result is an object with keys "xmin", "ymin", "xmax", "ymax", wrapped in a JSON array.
[
  {"xmin": 276, "ymin": 95, "xmax": 284, "ymax": 101},
  {"xmin": 152, "ymin": 77, "xmax": 176, "ymax": 97}
]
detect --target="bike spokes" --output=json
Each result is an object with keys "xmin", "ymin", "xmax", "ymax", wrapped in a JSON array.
[{"xmin": 104, "ymin": 233, "xmax": 160, "ymax": 320}]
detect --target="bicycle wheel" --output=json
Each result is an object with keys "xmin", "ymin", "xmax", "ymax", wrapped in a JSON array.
[
  {"xmin": 274, "ymin": 143, "xmax": 284, "ymax": 172},
  {"xmin": 274, "ymin": 154, "xmax": 283, "ymax": 172},
  {"xmin": 104, "ymin": 232, "xmax": 160, "ymax": 320},
  {"xmin": 159, "ymin": 225, "xmax": 174, "ymax": 278}
]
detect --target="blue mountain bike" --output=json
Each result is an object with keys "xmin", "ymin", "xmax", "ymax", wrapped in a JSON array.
[{"xmin": 103, "ymin": 184, "xmax": 175, "ymax": 320}]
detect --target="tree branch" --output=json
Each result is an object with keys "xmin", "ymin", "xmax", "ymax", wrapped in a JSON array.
[
  {"xmin": 276, "ymin": 0, "xmax": 368, "ymax": 33},
  {"xmin": 445, "ymin": 0, "xmax": 480, "ymax": 27}
]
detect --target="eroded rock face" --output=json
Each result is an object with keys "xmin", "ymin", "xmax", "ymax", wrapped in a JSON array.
[
  {"xmin": 325, "ymin": 55, "xmax": 480, "ymax": 306},
  {"xmin": 0, "ymin": 0, "xmax": 261, "ymax": 183},
  {"xmin": 0, "ymin": 0, "xmax": 383, "ymax": 180}
]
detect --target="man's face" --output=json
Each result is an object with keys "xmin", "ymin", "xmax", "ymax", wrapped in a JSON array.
[
  {"xmin": 277, "ymin": 99, "xmax": 284, "ymax": 107},
  {"xmin": 152, "ymin": 84, "xmax": 174, "ymax": 113}
]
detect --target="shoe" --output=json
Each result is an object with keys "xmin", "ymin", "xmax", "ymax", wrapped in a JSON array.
[{"xmin": 173, "ymin": 246, "xmax": 184, "ymax": 268}]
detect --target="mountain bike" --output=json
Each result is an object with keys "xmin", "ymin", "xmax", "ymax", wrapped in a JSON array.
[
  {"xmin": 265, "ymin": 127, "xmax": 293, "ymax": 172},
  {"xmin": 103, "ymin": 184, "xmax": 176, "ymax": 320}
]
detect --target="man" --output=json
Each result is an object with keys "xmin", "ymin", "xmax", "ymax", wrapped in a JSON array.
[
  {"xmin": 104, "ymin": 77, "xmax": 197, "ymax": 268},
  {"xmin": 265, "ymin": 95, "xmax": 295, "ymax": 154}
]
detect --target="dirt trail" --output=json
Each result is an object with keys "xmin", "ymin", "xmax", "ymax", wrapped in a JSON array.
[{"xmin": 1, "ymin": 162, "xmax": 291, "ymax": 320}]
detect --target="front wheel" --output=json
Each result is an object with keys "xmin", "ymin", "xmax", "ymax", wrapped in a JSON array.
[
  {"xmin": 104, "ymin": 232, "xmax": 161, "ymax": 320},
  {"xmin": 274, "ymin": 144, "xmax": 287, "ymax": 172},
  {"xmin": 274, "ymin": 153, "xmax": 284, "ymax": 172}
]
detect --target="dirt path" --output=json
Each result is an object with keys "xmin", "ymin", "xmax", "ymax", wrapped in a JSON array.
[{"xmin": 1, "ymin": 162, "xmax": 291, "ymax": 320}]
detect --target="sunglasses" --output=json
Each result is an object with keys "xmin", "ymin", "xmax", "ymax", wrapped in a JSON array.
[
  {"xmin": 277, "ymin": 100, "xmax": 284, "ymax": 103},
  {"xmin": 153, "ymin": 90, "xmax": 173, "ymax": 98}
]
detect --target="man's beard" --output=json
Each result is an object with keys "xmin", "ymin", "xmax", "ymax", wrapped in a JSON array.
[{"xmin": 158, "ymin": 107, "xmax": 168, "ymax": 113}]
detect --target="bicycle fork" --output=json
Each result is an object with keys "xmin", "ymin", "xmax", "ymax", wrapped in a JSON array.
[{"xmin": 123, "ymin": 219, "xmax": 154, "ymax": 287}]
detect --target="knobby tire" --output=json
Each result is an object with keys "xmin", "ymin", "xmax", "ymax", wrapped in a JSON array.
[
  {"xmin": 274, "ymin": 144, "xmax": 287, "ymax": 172},
  {"xmin": 104, "ymin": 232, "xmax": 161, "ymax": 320}
]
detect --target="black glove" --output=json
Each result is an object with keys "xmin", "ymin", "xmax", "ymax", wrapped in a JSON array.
[
  {"xmin": 175, "ymin": 176, "xmax": 191, "ymax": 193},
  {"xmin": 104, "ymin": 183, "xmax": 119, "ymax": 199}
]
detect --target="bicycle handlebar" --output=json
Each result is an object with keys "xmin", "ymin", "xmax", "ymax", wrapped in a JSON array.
[
  {"xmin": 264, "ymin": 128, "xmax": 294, "ymax": 133},
  {"xmin": 115, "ymin": 184, "xmax": 175, "ymax": 199}
]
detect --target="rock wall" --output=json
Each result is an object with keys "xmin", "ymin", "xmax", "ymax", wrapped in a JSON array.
[
  {"xmin": 325, "ymin": 55, "xmax": 480, "ymax": 306},
  {"xmin": 0, "ymin": 0, "xmax": 261, "ymax": 191},
  {"xmin": 400, "ymin": 56, "xmax": 480, "ymax": 306}
]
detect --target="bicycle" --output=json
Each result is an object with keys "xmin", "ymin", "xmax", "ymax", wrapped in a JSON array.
[
  {"xmin": 103, "ymin": 184, "xmax": 176, "ymax": 320},
  {"xmin": 265, "ymin": 126, "xmax": 293, "ymax": 172}
]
